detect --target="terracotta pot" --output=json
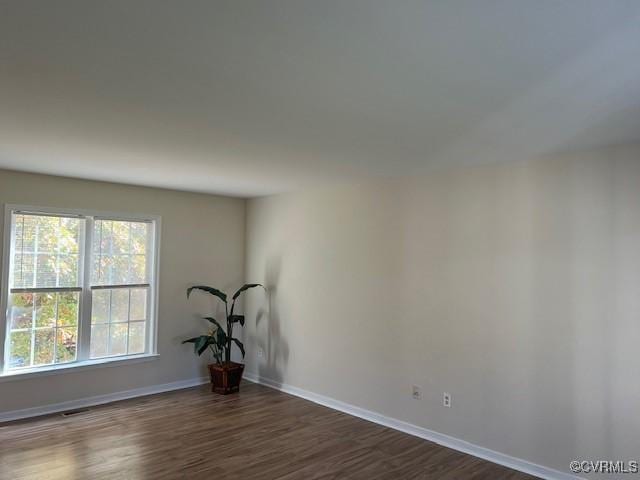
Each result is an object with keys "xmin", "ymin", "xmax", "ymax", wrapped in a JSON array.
[{"xmin": 208, "ymin": 362, "xmax": 245, "ymax": 394}]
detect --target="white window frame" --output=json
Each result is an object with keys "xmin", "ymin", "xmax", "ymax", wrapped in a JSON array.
[{"xmin": 0, "ymin": 204, "xmax": 161, "ymax": 379}]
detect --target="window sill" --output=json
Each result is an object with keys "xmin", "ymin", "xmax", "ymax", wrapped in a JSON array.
[{"xmin": 0, "ymin": 353, "xmax": 160, "ymax": 383}]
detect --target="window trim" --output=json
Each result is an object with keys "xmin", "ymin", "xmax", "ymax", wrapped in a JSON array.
[{"xmin": 0, "ymin": 204, "xmax": 162, "ymax": 376}]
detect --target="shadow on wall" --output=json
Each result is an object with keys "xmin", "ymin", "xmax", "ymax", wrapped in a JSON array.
[{"xmin": 254, "ymin": 255, "xmax": 289, "ymax": 385}]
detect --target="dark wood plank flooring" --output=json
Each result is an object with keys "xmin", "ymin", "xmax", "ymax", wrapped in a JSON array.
[{"xmin": 0, "ymin": 382, "xmax": 538, "ymax": 479}]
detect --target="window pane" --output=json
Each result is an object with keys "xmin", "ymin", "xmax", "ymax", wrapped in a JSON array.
[
  {"xmin": 7, "ymin": 292, "xmax": 80, "ymax": 368},
  {"xmin": 12, "ymin": 253, "xmax": 34, "ymax": 288},
  {"xmin": 91, "ymin": 290, "xmax": 110, "ymax": 324},
  {"xmin": 93, "ymin": 220, "xmax": 113, "ymax": 255},
  {"xmin": 111, "ymin": 289, "xmax": 129, "ymax": 322},
  {"xmin": 15, "ymin": 216, "xmax": 36, "ymax": 252},
  {"xmin": 92, "ymin": 220, "xmax": 112, "ymax": 285},
  {"xmin": 111, "ymin": 255, "xmax": 130, "ymax": 285},
  {"xmin": 131, "ymin": 255, "xmax": 147, "ymax": 283},
  {"xmin": 91, "ymin": 219, "xmax": 150, "ymax": 286},
  {"xmin": 128, "ymin": 321, "xmax": 146, "ymax": 354},
  {"xmin": 34, "ymin": 328, "xmax": 55, "ymax": 366},
  {"xmin": 109, "ymin": 323, "xmax": 128, "ymax": 356},
  {"xmin": 35, "ymin": 293, "xmax": 56, "ymax": 328},
  {"xmin": 12, "ymin": 214, "xmax": 83, "ymax": 289},
  {"xmin": 111, "ymin": 222, "xmax": 130, "ymax": 254},
  {"xmin": 59, "ymin": 218, "xmax": 81, "ymax": 253},
  {"xmin": 131, "ymin": 223, "xmax": 148, "ymax": 254},
  {"xmin": 92, "ymin": 255, "xmax": 112, "ymax": 285},
  {"xmin": 58, "ymin": 254, "xmax": 79, "ymax": 287},
  {"xmin": 57, "ymin": 292, "xmax": 79, "ymax": 327},
  {"xmin": 36, "ymin": 216, "xmax": 58, "ymax": 253},
  {"xmin": 10, "ymin": 293, "xmax": 34, "ymax": 330},
  {"xmin": 129, "ymin": 288, "xmax": 147, "ymax": 321},
  {"xmin": 35, "ymin": 254, "xmax": 57, "ymax": 287},
  {"xmin": 9, "ymin": 331, "xmax": 31, "ymax": 368},
  {"xmin": 56, "ymin": 328, "xmax": 77, "ymax": 363},
  {"xmin": 90, "ymin": 324, "xmax": 109, "ymax": 358},
  {"xmin": 90, "ymin": 287, "xmax": 148, "ymax": 358}
]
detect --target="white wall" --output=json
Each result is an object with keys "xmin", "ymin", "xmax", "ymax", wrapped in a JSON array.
[
  {"xmin": 244, "ymin": 144, "xmax": 640, "ymax": 475},
  {"xmin": 0, "ymin": 169, "xmax": 245, "ymax": 413}
]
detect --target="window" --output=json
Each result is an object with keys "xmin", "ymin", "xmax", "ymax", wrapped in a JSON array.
[{"xmin": 1, "ymin": 206, "xmax": 160, "ymax": 374}]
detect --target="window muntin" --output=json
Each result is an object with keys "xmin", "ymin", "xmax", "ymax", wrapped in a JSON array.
[{"xmin": 2, "ymin": 208, "xmax": 158, "ymax": 373}]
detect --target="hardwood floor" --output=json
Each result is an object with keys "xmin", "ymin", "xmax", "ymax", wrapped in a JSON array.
[{"xmin": 0, "ymin": 382, "xmax": 538, "ymax": 479}]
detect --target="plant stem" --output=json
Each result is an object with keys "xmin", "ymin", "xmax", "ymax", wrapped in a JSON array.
[{"xmin": 225, "ymin": 302, "xmax": 231, "ymax": 364}]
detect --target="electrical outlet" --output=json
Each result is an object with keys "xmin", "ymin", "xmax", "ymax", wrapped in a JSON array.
[
  {"xmin": 443, "ymin": 392, "xmax": 451, "ymax": 408},
  {"xmin": 257, "ymin": 347, "xmax": 264, "ymax": 358},
  {"xmin": 412, "ymin": 385, "xmax": 422, "ymax": 400}
]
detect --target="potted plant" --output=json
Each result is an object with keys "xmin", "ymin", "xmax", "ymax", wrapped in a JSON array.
[{"xmin": 183, "ymin": 283, "xmax": 262, "ymax": 394}]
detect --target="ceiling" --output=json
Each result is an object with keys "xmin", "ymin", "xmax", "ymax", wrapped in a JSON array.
[{"xmin": 1, "ymin": 1, "xmax": 639, "ymax": 197}]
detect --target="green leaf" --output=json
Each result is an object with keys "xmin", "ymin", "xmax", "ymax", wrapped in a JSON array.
[
  {"xmin": 204, "ymin": 316, "xmax": 224, "ymax": 331},
  {"xmin": 182, "ymin": 335, "xmax": 213, "ymax": 356},
  {"xmin": 197, "ymin": 345, "xmax": 209, "ymax": 356},
  {"xmin": 231, "ymin": 338, "xmax": 245, "ymax": 358},
  {"xmin": 216, "ymin": 328, "xmax": 228, "ymax": 345},
  {"xmin": 229, "ymin": 315, "xmax": 245, "ymax": 326},
  {"xmin": 187, "ymin": 285, "xmax": 227, "ymax": 303},
  {"xmin": 231, "ymin": 283, "xmax": 263, "ymax": 301},
  {"xmin": 195, "ymin": 336, "xmax": 209, "ymax": 355}
]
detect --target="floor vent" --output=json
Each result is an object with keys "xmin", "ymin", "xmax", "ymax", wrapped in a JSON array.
[{"xmin": 61, "ymin": 409, "xmax": 90, "ymax": 417}]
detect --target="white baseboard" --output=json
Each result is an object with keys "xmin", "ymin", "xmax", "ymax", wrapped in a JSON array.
[
  {"xmin": 243, "ymin": 372, "xmax": 582, "ymax": 480},
  {"xmin": 0, "ymin": 376, "xmax": 209, "ymax": 423}
]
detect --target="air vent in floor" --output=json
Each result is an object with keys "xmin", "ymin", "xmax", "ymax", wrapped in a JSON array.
[{"xmin": 61, "ymin": 409, "xmax": 90, "ymax": 417}]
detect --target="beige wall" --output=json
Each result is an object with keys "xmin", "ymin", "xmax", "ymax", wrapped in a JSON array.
[
  {"xmin": 0, "ymin": 169, "xmax": 245, "ymax": 413},
  {"xmin": 244, "ymin": 144, "xmax": 640, "ymax": 475}
]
